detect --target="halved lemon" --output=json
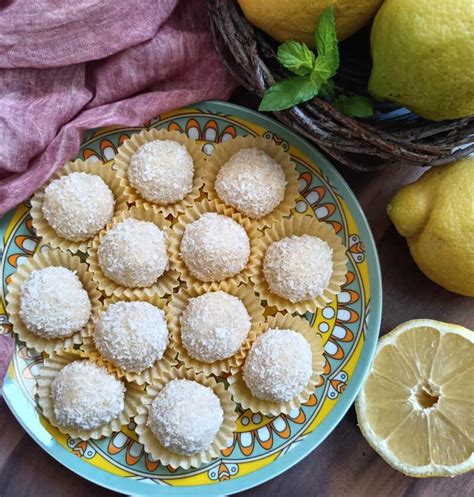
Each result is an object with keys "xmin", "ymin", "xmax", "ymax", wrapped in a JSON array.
[{"xmin": 356, "ymin": 319, "xmax": 474, "ymax": 477}]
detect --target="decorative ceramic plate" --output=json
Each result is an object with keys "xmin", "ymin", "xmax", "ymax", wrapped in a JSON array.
[{"xmin": 0, "ymin": 101, "xmax": 382, "ymax": 496}]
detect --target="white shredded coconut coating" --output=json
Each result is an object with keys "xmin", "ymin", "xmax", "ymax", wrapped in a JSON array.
[
  {"xmin": 147, "ymin": 379, "xmax": 223, "ymax": 455},
  {"xmin": 94, "ymin": 301, "xmax": 168, "ymax": 373},
  {"xmin": 42, "ymin": 172, "xmax": 115, "ymax": 241},
  {"xmin": 51, "ymin": 360, "xmax": 125, "ymax": 430},
  {"xmin": 180, "ymin": 212, "xmax": 250, "ymax": 282},
  {"xmin": 128, "ymin": 140, "xmax": 194, "ymax": 205},
  {"xmin": 19, "ymin": 266, "xmax": 91, "ymax": 339},
  {"xmin": 180, "ymin": 291, "xmax": 251, "ymax": 363},
  {"xmin": 215, "ymin": 148, "xmax": 287, "ymax": 219},
  {"xmin": 263, "ymin": 235, "xmax": 333, "ymax": 303},
  {"xmin": 98, "ymin": 218, "xmax": 168, "ymax": 288},
  {"xmin": 243, "ymin": 328, "xmax": 313, "ymax": 402}
]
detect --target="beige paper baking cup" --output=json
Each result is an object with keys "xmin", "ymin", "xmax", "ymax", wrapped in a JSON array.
[
  {"xmin": 81, "ymin": 293, "xmax": 178, "ymax": 385},
  {"xmin": 87, "ymin": 205, "xmax": 180, "ymax": 298},
  {"xmin": 30, "ymin": 159, "xmax": 128, "ymax": 253},
  {"xmin": 168, "ymin": 281, "xmax": 265, "ymax": 376},
  {"xmin": 251, "ymin": 215, "xmax": 348, "ymax": 314},
  {"xmin": 228, "ymin": 313, "xmax": 325, "ymax": 416},
  {"xmin": 115, "ymin": 128, "xmax": 206, "ymax": 218},
  {"xmin": 135, "ymin": 365, "xmax": 237, "ymax": 469},
  {"xmin": 168, "ymin": 198, "xmax": 261, "ymax": 292},
  {"xmin": 203, "ymin": 135, "xmax": 299, "ymax": 229},
  {"xmin": 5, "ymin": 249, "xmax": 101, "ymax": 354},
  {"xmin": 37, "ymin": 350, "xmax": 143, "ymax": 440}
]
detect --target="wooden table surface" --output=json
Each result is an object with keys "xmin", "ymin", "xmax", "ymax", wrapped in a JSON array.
[{"xmin": 0, "ymin": 89, "xmax": 473, "ymax": 497}]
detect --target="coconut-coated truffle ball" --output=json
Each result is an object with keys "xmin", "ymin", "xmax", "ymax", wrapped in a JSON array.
[
  {"xmin": 51, "ymin": 360, "xmax": 125, "ymax": 430},
  {"xmin": 94, "ymin": 301, "xmax": 168, "ymax": 373},
  {"xmin": 98, "ymin": 218, "xmax": 168, "ymax": 288},
  {"xmin": 215, "ymin": 148, "xmax": 287, "ymax": 219},
  {"xmin": 243, "ymin": 329, "xmax": 313, "ymax": 402},
  {"xmin": 263, "ymin": 235, "xmax": 333, "ymax": 303},
  {"xmin": 180, "ymin": 213, "xmax": 250, "ymax": 282},
  {"xmin": 19, "ymin": 266, "xmax": 91, "ymax": 339},
  {"xmin": 128, "ymin": 140, "xmax": 194, "ymax": 205},
  {"xmin": 180, "ymin": 291, "xmax": 251, "ymax": 363},
  {"xmin": 42, "ymin": 172, "xmax": 115, "ymax": 241},
  {"xmin": 147, "ymin": 379, "xmax": 223, "ymax": 455}
]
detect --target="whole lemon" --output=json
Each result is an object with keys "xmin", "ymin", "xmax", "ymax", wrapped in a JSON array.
[
  {"xmin": 237, "ymin": 0, "xmax": 383, "ymax": 46},
  {"xmin": 388, "ymin": 158, "xmax": 474, "ymax": 297},
  {"xmin": 369, "ymin": 0, "xmax": 474, "ymax": 121}
]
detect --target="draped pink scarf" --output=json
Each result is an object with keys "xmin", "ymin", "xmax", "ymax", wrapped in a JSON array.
[{"xmin": 0, "ymin": 0, "xmax": 236, "ymax": 382}]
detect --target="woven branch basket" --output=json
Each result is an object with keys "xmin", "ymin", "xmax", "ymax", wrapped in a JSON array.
[{"xmin": 207, "ymin": 0, "xmax": 474, "ymax": 171}]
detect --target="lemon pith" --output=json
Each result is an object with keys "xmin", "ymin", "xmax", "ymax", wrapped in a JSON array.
[{"xmin": 356, "ymin": 319, "xmax": 474, "ymax": 477}]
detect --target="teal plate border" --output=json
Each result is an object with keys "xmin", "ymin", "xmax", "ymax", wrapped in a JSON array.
[{"xmin": 1, "ymin": 100, "xmax": 382, "ymax": 496}]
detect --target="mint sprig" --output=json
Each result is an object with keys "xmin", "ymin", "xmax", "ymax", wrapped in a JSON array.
[
  {"xmin": 333, "ymin": 95, "xmax": 374, "ymax": 118},
  {"xmin": 314, "ymin": 6, "xmax": 339, "ymax": 78},
  {"xmin": 277, "ymin": 41, "xmax": 315, "ymax": 76},
  {"xmin": 259, "ymin": 6, "xmax": 373, "ymax": 118},
  {"xmin": 258, "ymin": 77, "xmax": 318, "ymax": 112}
]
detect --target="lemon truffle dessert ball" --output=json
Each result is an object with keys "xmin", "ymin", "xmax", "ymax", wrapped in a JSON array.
[
  {"xmin": 263, "ymin": 235, "xmax": 333, "ymax": 303},
  {"xmin": 147, "ymin": 379, "xmax": 223, "ymax": 455},
  {"xmin": 98, "ymin": 218, "xmax": 168, "ymax": 288},
  {"xmin": 128, "ymin": 140, "xmax": 194, "ymax": 205},
  {"xmin": 180, "ymin": 291, "xmax": 251, "ymax": 362},
  {"xmin": 215, "ymin": 148, "xmax": 287, "ymax": 219},
  {"xmin": 51, "ymin": 360, "xmax": 125, "ymax": 430},
  {"xmin": 243, "ymin": 329, "xmax": 313, "ymax": 402},
  {"xmin": 180, "ymin": 213, "xmax": 250, "ymax": 282},
  {"xmin": 19, "ymin": 266, "xmax": 91, "ymax": 339},
  {"xmin": 94, "ymin": 301, "xmax": 169, "ymax": 373},
  {"xmin": 42, "ymin": 172, "xmax": 114, "ymax": 241}
]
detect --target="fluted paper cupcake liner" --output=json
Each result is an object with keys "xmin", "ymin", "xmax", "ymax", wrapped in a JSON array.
[
  {"xmin": 134, "ymin": 365, "xmax": 237, "ymax": 469},
  {"xmin": 228, "ymin": 313, "xmax": 325, "ymax": 416},
  {"xmin": 37, "ymin": 350, "xmax": 143, "ymax": 440},
  {"xmin": 251, "ymin": 215, "xmax": 348, "ymax": 314},
  {"xmin": 115, "ymin": 128, "xmax": 207, "ymax": 218},
  {"xmin": 81, "ymin": 293, "xmax": 178, "ymax": 385},
  {"xmin": 31, "ymin": 159, "xmax": 128, "ymax": 253},
  {"xmin": 87, "ymin": 205, "xmax": 180, "ymax": 298},
  {"xmin": 168, "ymin": 198, "xmax": 261, "ymax": 292},
  {"xmin": 203, "ymin": 135, "xmax": 299, "ymax": 228},
  {"xmin": 5, "ymin": 249, "xmax": 101, "ymax": 354},
  {"xmin": 168, "ymin": 281, "xmax": 265, "ymax": 376}
]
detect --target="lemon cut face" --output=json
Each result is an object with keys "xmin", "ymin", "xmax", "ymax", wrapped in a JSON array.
[{"xmin": 356, "ymin": 319, "xmax": 474, "ymax": 477}]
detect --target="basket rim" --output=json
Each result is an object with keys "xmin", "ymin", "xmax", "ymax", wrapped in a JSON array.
[{"xmin": 207, "ymin": 0, "xmax": 474, "ymax": 170}]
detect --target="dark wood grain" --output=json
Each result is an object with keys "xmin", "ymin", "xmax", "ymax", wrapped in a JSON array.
[{"xmin": 0, "ymin": 88, "xmax": 472, "ymax": 497}]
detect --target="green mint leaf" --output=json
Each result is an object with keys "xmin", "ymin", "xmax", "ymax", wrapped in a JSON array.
[
  {"xmin": 314, "ymin": 7, "xmax": 339, "ymax": 77},
  {"xmin": 277, "ymin": 41, "xmax": 316, "ymax": 76},
  {"xmin": 334, "ymin": 95, "xmax": 374, "ymax": 117},
  {"xmin": 312, "ymin": 55, "xmax": 337, "ymax": 81},
  {"xmin": 319, "ymin": 80, "xmax": 335, "ymax": 101},
  {"xmin": 259, "ymin": 76, "xmax": 318, "ymax": 112},
  {"xmin": 309, "ymin": 69, "xmax": 324, "ymax": 89}
]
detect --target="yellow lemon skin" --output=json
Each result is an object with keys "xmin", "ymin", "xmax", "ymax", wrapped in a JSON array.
[
  {"xmin": 237, "ymin": 0, "xmax": 383, "ymax": 46},
  {"xmin": 388, "ymin": 158, "xmax": 474, "ymax": 297},
  {"xmin": 369, "ymin": 0, "xmax": 474, "ymax": 121}
]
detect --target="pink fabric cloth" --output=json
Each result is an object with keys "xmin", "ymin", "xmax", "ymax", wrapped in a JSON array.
[
  {"xmin": 0, "ymin": 334, "xmax": 14, "ymax": 386},
  {"xmin": 0, "ymin": 0, "xmax": 236, "ymax": 383}
]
